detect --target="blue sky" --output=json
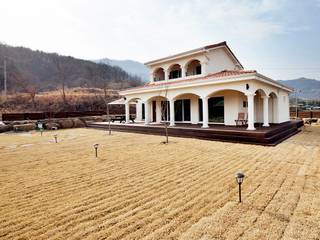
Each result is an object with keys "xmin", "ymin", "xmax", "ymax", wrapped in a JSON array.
[{"xmin": 0, "ymin": 0, "xmax": 319, "ymax": 80}]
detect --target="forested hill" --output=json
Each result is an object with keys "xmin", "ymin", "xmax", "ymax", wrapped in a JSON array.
[{"xmin": 0, "ymin": 43, "xmax": 143, "ymax": 93}]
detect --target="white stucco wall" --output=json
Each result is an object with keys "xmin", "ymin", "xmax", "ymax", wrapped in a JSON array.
[{"xmin": 206, "ymin": 48, "xmax": 238, "ymax": 74}]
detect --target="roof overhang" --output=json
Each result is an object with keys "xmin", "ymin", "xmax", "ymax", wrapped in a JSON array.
[{"xmin": 120, "ymin": 72, "xmax": 293, "ymax": 96}]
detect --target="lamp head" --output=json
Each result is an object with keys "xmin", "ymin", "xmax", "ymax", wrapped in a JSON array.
[
  {"xmin": 94, "ymin": 144, "xmax": 99, "ymax": 149},
  {"xmin": 235, "ymin": 171, "xmax": 245, "ymax": 184}
]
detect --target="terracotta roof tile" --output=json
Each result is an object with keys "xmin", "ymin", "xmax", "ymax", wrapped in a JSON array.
[{"xmin": 124, "ymin": 70, "xmax": 257, "ymax": 91}]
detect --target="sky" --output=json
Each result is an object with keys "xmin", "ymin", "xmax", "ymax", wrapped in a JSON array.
[{"xmin": 0, "ymin": 0, "xmax": 319, "ymax": 80}]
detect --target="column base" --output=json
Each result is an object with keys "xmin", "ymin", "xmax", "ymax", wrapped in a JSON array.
[
  {"xmin": 247, "ymin": 127, "xmax": 256, "ymax": 130},
  {"xmin": 262, "ymin": 124, "xmax": 270, "ymax": 127},
  {"xmin": 169, "ymin": 123, "xmax": 175, "ymax": 127},
  {"xmin": 201, "ymin": 124, "xmax": 209, "ymax": 128}
]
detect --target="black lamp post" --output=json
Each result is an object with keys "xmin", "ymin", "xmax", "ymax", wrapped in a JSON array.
[
  {"xmin": 235, "ymin": 172, "xmax": 245, "ymax": 203},
  {"xmin": 54, "ymin": 134, "xmax": 58, "ymax": 143},
  {"xmin": 94, "ymin": 144, "xmax": 99, "ymax": 157}
]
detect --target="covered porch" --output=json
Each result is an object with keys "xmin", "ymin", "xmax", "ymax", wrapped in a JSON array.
[{"xmin": 124, "ymin": 88, "xmax": 280, "ymax": 131}]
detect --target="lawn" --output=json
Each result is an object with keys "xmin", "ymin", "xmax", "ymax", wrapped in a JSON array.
[{"xmin": 0, "ymin": 126, "xmax": 319, "ymax": 239}]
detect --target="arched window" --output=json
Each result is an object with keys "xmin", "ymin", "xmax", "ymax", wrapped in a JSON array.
[
  {"xmin": 153, "ymin": 68, "xmax": 165, "ymax": 81},
  {"xmin": 169, "ymin": 64, "xmax": 182, "ymax": 79},
  {"xmin": 186, "ymin": 60, "xmax": 201, "ymax": 76}
]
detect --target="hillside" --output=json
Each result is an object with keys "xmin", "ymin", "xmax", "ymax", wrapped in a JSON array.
[
  {"xmin": 95, "ymin": 58, "xmax": 149, "ymax": 81},
  {"xmin": 279, "ymin": 78, "xmax": 320, "ymax": 100},
  {"xmin": 0, "ymin": 44, "xmax": 143, "ymax": 93}
]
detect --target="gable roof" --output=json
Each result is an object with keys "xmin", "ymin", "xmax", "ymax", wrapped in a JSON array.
[{"xmin": 144, "ymin": 41, "xmax": 243, "ymax": 69}]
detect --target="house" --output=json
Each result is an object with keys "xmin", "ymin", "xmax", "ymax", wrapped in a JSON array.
[{"xmin": 120, "ymin": 41, "xmax": 292, "ymax": 131}]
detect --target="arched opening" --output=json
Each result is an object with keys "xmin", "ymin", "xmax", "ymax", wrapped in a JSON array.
[
  {"xmin": 153, "ymin": 68, "xmax": 165, "ymax": 81},
  {"xmin": 125, "ymin": 97, "xmax": 141, "ymax": 121},
  {"xmin": 205, "ymin": 89, "xmax": 247, "ymax": 125},
  {"xmin": 146, "ymin": 96, "xmax": 169, "ymax": 123},
  {"xmin": 269, "ymin": 92, "xmax": 278, "ymax": 123},
  {"xmin": 168, "ymin": 64, "xmax": 182, "ymax": 79},
  {"xmin": 186, "ymin": 60, "xmax": 201, "ymax": 76},
  {"xmin": 173, "ymin": 93, "xmax": 201, "ymax": 124},
  {"xmin": 254, "ymin": 89, "xmax": 267, "ymax": 124}
]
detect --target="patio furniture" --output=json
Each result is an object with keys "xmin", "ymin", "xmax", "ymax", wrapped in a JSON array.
[
  {"xmin": 235, "ymin": 112, "xmax": 248, "ymax": 127},
  {"xmin": 111, "ymin": 115, "xmax": 135, "ymax": 123}
]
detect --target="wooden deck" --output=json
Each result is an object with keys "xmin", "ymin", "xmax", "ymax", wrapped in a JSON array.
[{"xmin": 87, "ymin": 120, "xmax": 304, "ymax": 146}]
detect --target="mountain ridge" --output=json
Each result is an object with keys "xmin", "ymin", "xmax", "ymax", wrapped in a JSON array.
[{"xmin": 0, "ymin": 43, "xmax": 143, "ymax": 93}]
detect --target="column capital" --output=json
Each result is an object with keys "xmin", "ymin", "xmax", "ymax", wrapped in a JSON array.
[
  {"xmin": 261, "ymin": 95, "xmax": 270, "ymax": 99},
  {"xmin": 200, "ymin": 95, "xmax": 209, "ymax": 100},
  {"xmin": 245, "ymin": 92, "xmax": 256, "ymax": 97}
]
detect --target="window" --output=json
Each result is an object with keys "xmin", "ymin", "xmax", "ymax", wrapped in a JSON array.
[
  {"xmin": 161, "ymin": 101, "xmax": 170, "ymax": 121},
  {"xmin": 243, "ymin": 101, "xmax": 248, "ymax": 108},
  {"xmin": 208, "ymin": 97, "xmax": 224, "ymax": 123},
  {"xmin": 174, "ymin": 99, "xmax": 191, "ymax": 121},
  {"xmin": 169, "ymin": 70, "xmax": 181, "ymax": 79},
  {"xmin": 142, "ymin": 103, "xmax": 145, "ymax": 120}
]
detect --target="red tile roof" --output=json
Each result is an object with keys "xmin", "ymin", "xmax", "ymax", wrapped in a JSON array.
[{"xmin": 124, "ymin": 70, "xmax": 257, "ymax": 91}]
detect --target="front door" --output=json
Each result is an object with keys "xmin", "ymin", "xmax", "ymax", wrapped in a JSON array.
[
  {"xmin": 174, "ymin": 99, "xmax": 191, "ymax": 122},
  {"xmin": 208, "ymin": 97, "xmax": 224, "ymax": 123}
]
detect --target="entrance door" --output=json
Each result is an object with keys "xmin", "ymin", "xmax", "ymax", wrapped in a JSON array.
[
  {"xmin": 174, "ymin": 99, "xmax": 191, "ymax": 122},
  {"xmin": 208, "ymin": 97, "xmax": 224, "ymax": 123},
  {"xmin": 152, "ymin": 101, "xmax": 156, "ymax": 122}
]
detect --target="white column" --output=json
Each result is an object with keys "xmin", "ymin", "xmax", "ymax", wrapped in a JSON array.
[
  {"xmin": 164, "ymin": 68, "xmax": 169, "ymax": 81},
  {"xmin": 144, "ymin": 100, "xmax": 150, "ymax": 124},
  {"xmin": 262, "ymin": 96, "xmax": 270, "ymax": 127},
  {"xmin": 169, "ymin": 99, "xmax": 175, "ymax": 126},
  {"xmin": 181, "ymin": 65, "xmax": 186, "ymax": 78},
  {"xmin": 202, "ymin": 96, "xmax": 209, "ymax": 128},
  {"xmin": 136, "ymin": 101, "xmax": 142, "ymax": 121},
  {"xmin": 156, "ymin": 100, "xmax": 162, "ymax": 123},
  {"xmin": 246, "ymin": 93, "xmax": 256, "ymax": 130},
  {"xmin": 125, "ymin": 101, "xmax": 130, "ymax": 124},
  {"xmin": 191, "ymin": 97, "xmax": 199, "ymax": 124}
]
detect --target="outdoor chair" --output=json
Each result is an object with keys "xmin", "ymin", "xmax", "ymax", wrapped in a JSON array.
[{"xmin": 235, "ymin": 112, "xmax": 248, "ymax": 127}]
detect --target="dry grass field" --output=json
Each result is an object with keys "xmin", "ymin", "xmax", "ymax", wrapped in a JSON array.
[{"xmin": 0, "ymin": 126, "xmax": 319, "ymax": 240}]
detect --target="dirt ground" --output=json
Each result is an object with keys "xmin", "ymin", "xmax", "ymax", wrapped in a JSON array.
[{"xmin": 0, "ymin": 126, "xmax": 319, "ymax": 240}]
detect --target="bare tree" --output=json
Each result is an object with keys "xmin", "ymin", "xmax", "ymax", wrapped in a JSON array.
[
  {"xmin": 52, "ymin": 55, "xmax": 69, "ymax": 110},
  {"xmin": 25, "ymin": 85, "xmax": 38, "ymax": 109},
  {"xmin": 160, "ymin": 79, "xmax": 170, "ymax": 144}
]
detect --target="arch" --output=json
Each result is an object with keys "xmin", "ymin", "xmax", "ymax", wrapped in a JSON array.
[
  {"xmin": 172, "ymin": 92, "xmax": 201, "ymax": 100},
  {"xmin": 153, "ymin": 67, "xmax": 165, "ymax": 81},
  {"xmin": 205, "ymin": 88, "xmax": 246, "ymax": 98},
  {"xmin": 205, "ymin": 89, "xmax": 247, "ymax": 125},
  {"xmin": 126, "ymin": 97, "xmax": 142, "ymax": 103},
  {"xmin": 268, "ymin": 92, "xmax": 278, "ymax": 123},
  {"xmin": 185, "ymin": 59, "xmax": 202, "ymax": 76},
  {"xmin": 168, "ymin": 64, "xmax": 182, "ymax": 79},
  {"xmin": 254, "ymin": 88, "xmax": 267, "ymax": 96}
]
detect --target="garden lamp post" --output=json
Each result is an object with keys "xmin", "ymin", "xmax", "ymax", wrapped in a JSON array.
[
  {"xmin": 235, "ymin": 172, "xmax": 245, "ymax": 203},
  {"xmin": 94, "ymin": 144, "xmax": 99, "ymax": 157},
  {"xmin": 38, "ymin": 123, "xmax": 43, "ymax": 136},
  {"xmin": 54, "ymin": 134, "xmax": 58, "ymax": 143}
]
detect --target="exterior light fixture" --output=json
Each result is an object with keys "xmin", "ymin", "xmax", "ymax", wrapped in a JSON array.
[
  {"xmin": 54, "ymin": 134, "xmax": 58, "ymax": 143},
  {"xmin": 246, "ymin": 84, "xmax": 250, "ymax": 90},
  {"xmin": 235, "ymin": 171, "xmax": 245, "ymax": 203},
  {"xmin": 94, "ymin": 144, "xmax": 99, "ymax": 157}
]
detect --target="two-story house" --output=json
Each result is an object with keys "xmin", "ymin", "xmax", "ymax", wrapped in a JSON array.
[{"xmin": 119, "ymin": 41, "xmax": 292, "ymax": 131}]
